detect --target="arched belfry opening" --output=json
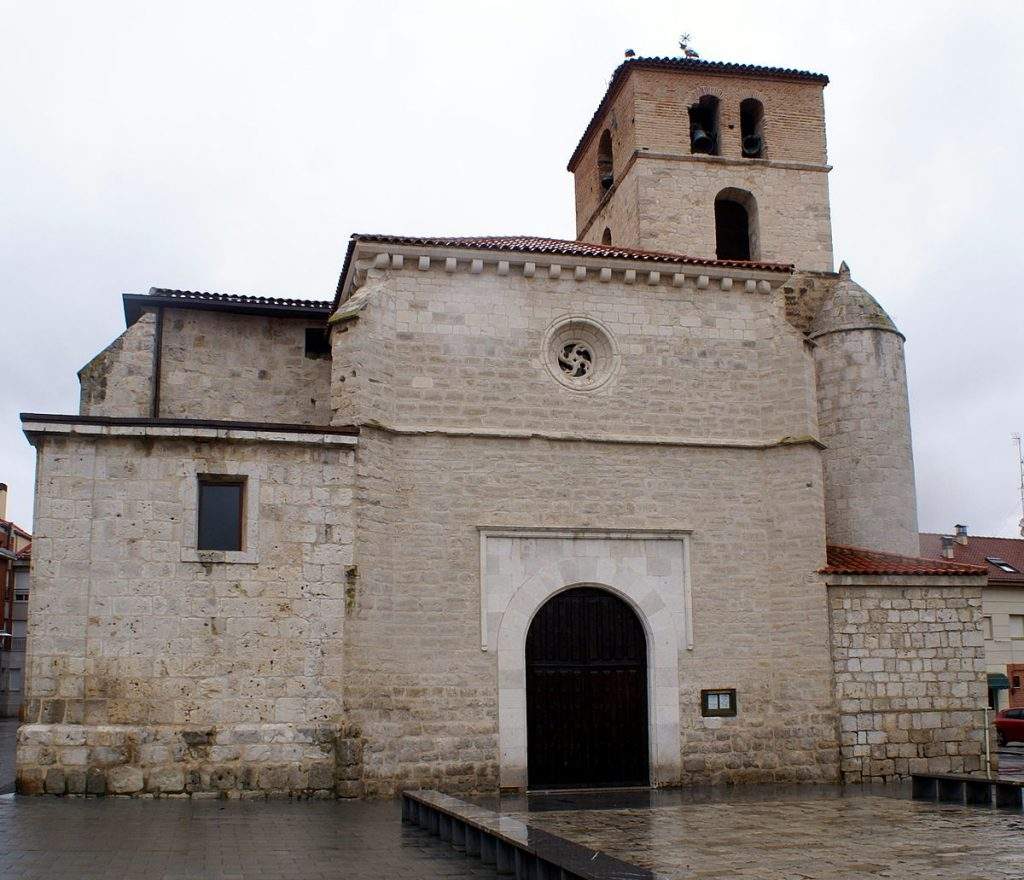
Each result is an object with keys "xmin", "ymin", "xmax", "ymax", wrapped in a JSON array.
[
  {"xmin": 688, "ymin": 95, "xmax": 719, "ymax": 155},
  {"xmin": 597, "ymin": 130, "xmax": 614, "ymax": 193},
  {"xmin": 525, "ymin": 586, "xmax": 650, "ymax": 789},
  {"xmin": 601, "ymin": 227, "xmax": 612, "ymax": 245},
  {"xmin": 740, "ymin": 98, "xmax": 765, "ymax": 158},
  {"xmin": 714, "ymin": 187, "xmax": 759, "ymax": 261}
]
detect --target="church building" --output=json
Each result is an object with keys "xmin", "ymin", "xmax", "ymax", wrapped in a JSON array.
[{"xmin": 18, "ymin": 56, "xmax": 988, "ymax": 798}]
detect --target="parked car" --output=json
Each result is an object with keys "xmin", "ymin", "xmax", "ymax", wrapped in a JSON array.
[{"xmin": 995, "ymin": 708, "xmax": 1024, "ymax": 746}]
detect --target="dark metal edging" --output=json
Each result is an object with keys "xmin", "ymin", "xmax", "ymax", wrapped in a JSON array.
[{"xmin": 401, "ymin": 789, "xmax": 665, "ymax": 880}]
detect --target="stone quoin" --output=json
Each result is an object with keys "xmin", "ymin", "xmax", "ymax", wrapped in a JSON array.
[{"xmin": 17, "ymin": 55, "xmax": 987, "ymax": 798}]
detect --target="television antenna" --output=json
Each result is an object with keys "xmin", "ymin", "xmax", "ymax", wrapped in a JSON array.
[{"xmin": 1014, "ymin": 433, "xmax": 1024, "ymax": 536}]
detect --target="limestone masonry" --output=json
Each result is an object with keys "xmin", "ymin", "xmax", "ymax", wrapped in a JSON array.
[{"xmin": 19, "ymin": 56, "xmax": 987, "ymax": 798}]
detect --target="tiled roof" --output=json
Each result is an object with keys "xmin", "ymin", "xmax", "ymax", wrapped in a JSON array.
[
  {"xmin": 335, "ymin": 233, "xmax": 793, "ymax": 303},
  {"xmin": 920, "ymin": 533, "xmax": 1024, "ymax": 583},
  {"xmin": 353, "ymin": 234, "xmax": 789, "ymax": 269},
  {"xmin": 821, "ymin": 545, "xmax": 987, "ymax": 576},
  {"xmin": 147, "ymin": 289, "xmax": 331, "ymax": 310},
  {"xmin": 0, "ymin": 519, "xmax": 31, "ymax": 541},
  {"xmin": 124, "ymin": 289, "xmax": 332, "ymax": 326},
  {"xmin": 568, "ymin": 56, "xmax": 829, "ymax": 170}
]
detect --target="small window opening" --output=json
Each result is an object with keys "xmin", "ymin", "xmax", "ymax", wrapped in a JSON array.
[
  {"xmin": 304, "ymin": 327, "xmax": 331, "ymax": 359},
  {"xmin": 197, "ymin": 478, "xmax": 244, "ymax": 552},
  {"xmin": 740, "ymin": 98, "xmax": 764, "ymax": 158},
  {"xmin": 597, "ymin": 130, "xmax": 614, "ymax": 193},
  {"xmin": 601, "ymin": 227, "xmax": 612, "ymax": 245},
  {"xmin": 687, "ymin": 95, "xmax": 719, "ymax": 155},
  {"xmin": 13, "ymin": 592, "xmax": 28, "ymax": 603},
  {"xmin": 987, "ymin": 556, "xmax": 1019, "ymax": 573}
]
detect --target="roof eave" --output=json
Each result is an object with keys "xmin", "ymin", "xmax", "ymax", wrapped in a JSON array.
[
  {"xmin": 123, "ymin": 293, "xmax": 332, "ymax": 327},
  {"xmin": 333, "ymin": 235, "xmax": 793, "ymax": 306}
]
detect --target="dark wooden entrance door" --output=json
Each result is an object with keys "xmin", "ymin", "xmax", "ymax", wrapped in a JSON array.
[{"xmin": 525, "ymin": 587, "xmax": 649, "ymax": 789}]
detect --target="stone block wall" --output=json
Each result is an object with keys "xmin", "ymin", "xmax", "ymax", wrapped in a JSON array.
[
  {"xmin": 828, "ymin": 581, "xmax": 987, "ymax": 783},
  {"xmin": 159, "ymin": 308, "xmax": 332, "ymax": 424},
  {"xmin": 20, "ymin": 429, "xmax": 355, "ymax": 797},
  {"xmin": 344, "ymin": 427, "xmax": 838, "ymax": 796},
  {"xmin": 16, "ymin": 722, "xmax": 363, "ymax": 799},
  {"xmin": 631, "ymin": 158, "xmax": 833, "ymax": 272},
  {"xmin": 331, "ymin": 266, "xmax": 818, "ymax": 446},
  {"xmin": 813, "ymin": 327, "xmax": 919, "ymax": 558},
  {"xmin": 79, "ymin": 311, "xmax": 157, "ymax": 417}
]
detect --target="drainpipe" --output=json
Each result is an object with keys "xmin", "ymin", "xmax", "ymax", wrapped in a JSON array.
[{"xmin": 150, "ymin": 306, "xmax": 164, "ymax": 418}]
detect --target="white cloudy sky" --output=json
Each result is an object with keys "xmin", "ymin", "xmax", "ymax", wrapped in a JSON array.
[{"xmin": 1, "ymin": 0, "xmax": 1022, "ymax": 538}]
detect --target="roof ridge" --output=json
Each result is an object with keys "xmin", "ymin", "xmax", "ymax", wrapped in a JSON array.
[{"xmin": 920, "ymin": 531, "xmax": 1023, "ymax": 542}]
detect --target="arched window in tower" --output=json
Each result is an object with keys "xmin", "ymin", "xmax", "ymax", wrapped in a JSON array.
[
  {"xmin": 714, "ymin": 188, "xmax": 759, "ymax": 261},
  {"xmin": 740, "ymin": 99, "xmax": 765, "ymax": 158},
  {"xmin": 687, "ymin": 95, "xmax": 719, "ymax": 155},
  {"xmin": 601, "ymin": 227, "xmax": 612, "ymax": 245},
  {"xmin": 597, "ymin": 130, "xmax": 614, "ymax": 193}
]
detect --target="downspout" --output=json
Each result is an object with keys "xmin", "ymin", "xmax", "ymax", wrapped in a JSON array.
[{"xmin": 150, "ymin": 306, "xmax": 164, "ymax": 418}]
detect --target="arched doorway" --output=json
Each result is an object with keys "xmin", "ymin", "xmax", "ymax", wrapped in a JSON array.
[{"xmin": 525, "ymin": 586, "xmax": 650, "ymax": 789}]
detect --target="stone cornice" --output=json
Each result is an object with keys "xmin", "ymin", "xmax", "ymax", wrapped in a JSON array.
[
  {"xmin": 824, "ymin": 573, "xmax": 987, "ymax": 588},
  {"xmin": 361, "ymin": 421, "xmax": 825, "ymax": 451},
  {"xmin": 334, "ymin": 241, "xmax": 788, "ymax": 319},
  {"xmin": 21, "ymin": 414, "xmax": 358, "ymax": 447}
]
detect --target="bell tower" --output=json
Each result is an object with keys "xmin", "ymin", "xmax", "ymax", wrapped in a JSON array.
[{"xmin": 568, "ymin": 57, "xmax": 834, "ymax": 272}]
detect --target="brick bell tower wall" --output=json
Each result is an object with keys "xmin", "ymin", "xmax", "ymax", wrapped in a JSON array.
[{"xmin": 571, "ymin": 67, "xmax": 834, "ymax": 272}]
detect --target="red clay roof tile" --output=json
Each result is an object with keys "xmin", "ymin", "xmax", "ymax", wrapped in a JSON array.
[
  {"xmin": 335, "ymin": 233, "xmax": 792, "ymax": 305},
  {"xmin": 821, "ymin": 544, "xmax": 987, "ymax": 576},
  {"xmin": 919, "ymin": 533, "xmax": 1024, "ymax": 583}
]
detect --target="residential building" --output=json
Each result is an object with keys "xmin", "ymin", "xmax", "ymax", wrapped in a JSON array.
[
  {"xmin": 0, "ymin": 483, "xmax": 32, "ymax": 718},
  {"xmin": 921, "ymin": 526, "xmax": 1024, "ymax": 711}
]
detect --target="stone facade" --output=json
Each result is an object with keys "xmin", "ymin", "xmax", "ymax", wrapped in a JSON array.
[
  {"xmin": 827, "ymin": 580, "xmax": 987, "ymax": 782},
  {"xmin": 80, "ymin": 306, "xmax": 332, "ymax": 424},
  {"xmin": 18, "ymin": 57, "xmax": 985, "ymax": 797}
]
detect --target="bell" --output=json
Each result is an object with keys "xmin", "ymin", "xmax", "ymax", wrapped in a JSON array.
[
  {"xmin": 742, "ymin": 134, "xmax": 763, "ymax": 157},
  {"xmin": 600, "ymin": 171, "xmax": 614, "ymax": 190},
  {"xmin": 690, "ymin": 126, "xmax": 713, "ymax": 153}
]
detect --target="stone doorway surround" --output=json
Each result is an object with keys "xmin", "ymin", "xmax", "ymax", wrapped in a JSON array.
[{"xmin": 478, "ymin": 527, "xmax": 692, "ymax": 789}]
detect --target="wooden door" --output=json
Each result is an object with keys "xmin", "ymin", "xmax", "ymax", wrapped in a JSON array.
[{"xmin": 525, "ymin": 587, "xmax": 649, "ymax": 789}]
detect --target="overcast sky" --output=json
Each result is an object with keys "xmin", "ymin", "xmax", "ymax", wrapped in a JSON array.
[{"xmin": 1, "ymin": 1, "xmax": 1022, "ymax": 539}]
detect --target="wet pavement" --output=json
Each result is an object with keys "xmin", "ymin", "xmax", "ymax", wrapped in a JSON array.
[
  {"xmin": 489, "ymin": 785, "xmax": 1024, "ymax": 880},
  {"xmin": 1, "ymin": 717, "xmax": 1024, "ymax": 879},
  {"xmin": 0, "ymin": 797, "xmax": 495, "ymax": 880}
]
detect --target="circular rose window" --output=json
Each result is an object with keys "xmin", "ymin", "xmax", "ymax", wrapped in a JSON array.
[{"xmin": 543, "ymin": 317, "xmax": 619, "ymax": 391}]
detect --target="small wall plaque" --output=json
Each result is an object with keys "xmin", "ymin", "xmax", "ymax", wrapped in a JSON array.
[{"xmin": 701, "ymin": 688, "xmax": 737, "ymax": 717}]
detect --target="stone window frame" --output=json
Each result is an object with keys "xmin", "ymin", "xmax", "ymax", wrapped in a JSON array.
[
  {"xmin": 541, "ymin": 315, "xmax": 621, "ymax": 393},
  {"xmin": 180, "ymin": 464, "xmax": 260, "ymax": 565},
  {"xmin": 478, "ymin": 526, "xmax": 692, "ymax": 789}
]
